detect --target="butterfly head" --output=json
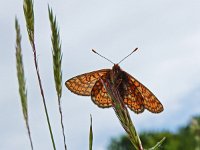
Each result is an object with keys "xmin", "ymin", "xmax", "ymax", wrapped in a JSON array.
[
  {"xmin": 112, "ymin": 64, "xmax": 121, "ymax": 74},
  {"xmin": 110, "ymin": 64, "xmax": 122, "ymax": 84}
]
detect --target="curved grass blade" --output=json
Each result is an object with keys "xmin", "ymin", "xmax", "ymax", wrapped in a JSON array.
[{"xmin": 147, "ymin": 137, "xmax": 166, "ymax": 150}]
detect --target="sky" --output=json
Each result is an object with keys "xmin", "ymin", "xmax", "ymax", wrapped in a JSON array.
[{"xmin": 0, "ymin": 0, "xmax": 200, "ymax": 150}]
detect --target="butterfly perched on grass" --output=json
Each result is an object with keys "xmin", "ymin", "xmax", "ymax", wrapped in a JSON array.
[{"xmin": 65, "ymin": 48, "xmax": 163, "ymax": 114}]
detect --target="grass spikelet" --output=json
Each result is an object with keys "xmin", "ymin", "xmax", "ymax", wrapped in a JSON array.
[
  {"xmin": 23, "ymin": 0, "xmax": 34, "ymax": 45},
  {"xmin": 15, "ymin": 17, "xmax": 34, "ymax": 150},
  {"xmin": 48, "ymin": 6, "xmax": 62, "ymax": 99},
  {"xmin": 48, "ymin": 6, "xmax": 67, "ymax": 150}
]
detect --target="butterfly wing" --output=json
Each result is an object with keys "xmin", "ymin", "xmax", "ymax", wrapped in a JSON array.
[
  {"xmin": 121, "ymin": 75, "xmax": 145, "ymax": 113},
  {"xmin": 91, "ymin": 74, "xmax": 112, "ymax": 108},
  {"xmin": 65, "ymin": 69, "xmax": 110, "ymax": 96},
  {"xmin": 123, "ymin": 72, "xmax": 163, "ymax": 113}
]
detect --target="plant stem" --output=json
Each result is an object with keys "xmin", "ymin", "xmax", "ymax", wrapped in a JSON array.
[
  {"xmin": 32, "ymin": 42, "xmax": 56, "ymax": 150},
  {"xmin": 23, "ymin": 0, "xmax": 56, "ymax": 148},
  {"xmin": 26, "ymin": 121, "xmax": 34, "ymax": 150},
  {"xmin": 58, "ymin": 97, "xmax": 67, "ymax": 150}
]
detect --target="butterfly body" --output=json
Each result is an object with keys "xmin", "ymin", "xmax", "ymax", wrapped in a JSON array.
[{"xmin": 65, "ymin": 64, "xmax": 163, "ymax": 114}]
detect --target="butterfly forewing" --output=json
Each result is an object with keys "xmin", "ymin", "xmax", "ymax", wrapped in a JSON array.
[
  {"xmin": 125, "ymin": 72, "xmax": 164, "ymax": 113},
  {"xmin": 91, "ymin": 74, "xmax": 112, "ymax": 108},
  {"xmin": 65, "ymin": 69, "xmax": 110, "ymax": 96}
]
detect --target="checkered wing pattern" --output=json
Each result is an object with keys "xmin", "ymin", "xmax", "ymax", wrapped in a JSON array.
[
  {"xmin": 91, "ymin": 74, "xmax": 112, "ymax": 108},
  {"xmin": 124, "ymin": 72, "xmax": 163, "ymax": 113},
  {"xmin": 65, "ymin": 69, "xmax": 110, "ymax": 96}
]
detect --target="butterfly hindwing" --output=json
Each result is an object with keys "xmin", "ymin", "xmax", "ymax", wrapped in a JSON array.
[
  {"xmin": 125, "ymin": 72, "xmax": 164, "ymax": 113},
  {"xmin": 91, "ymin": 74, "xmax": 112, "ymax": 108},
  {"xmin": 121, "ymin": 72, "xmax": 145, "ymax": 113},
  {"xmin": 65, "ymin": 69, "xmax": 110, "ymax": 96}
]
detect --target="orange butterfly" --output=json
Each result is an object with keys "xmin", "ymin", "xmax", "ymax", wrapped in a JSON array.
[{"xmin": 65, "ymin": 48, "xmax": 163, "ymax": 114}]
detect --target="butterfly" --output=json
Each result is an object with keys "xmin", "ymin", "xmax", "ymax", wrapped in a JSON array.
[{"xmin": 65, "ymin": 48, "xmax": 163, "ymax": 114}]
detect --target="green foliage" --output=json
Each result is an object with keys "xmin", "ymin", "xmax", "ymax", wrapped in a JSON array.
[
  {"xmin": 140, "ymin": 131, "xmax": 178, "ymax": 150},
  {"xmin": 107, "ymin": 115, "xmax": 200, "ymax": 150},
  {"xmin": 108, "ymin": 135, "xmax": 135, "ymax": 150},
  {"xmin": 189, "ymin": 116, "xmax": 200, "ymax": 149}
]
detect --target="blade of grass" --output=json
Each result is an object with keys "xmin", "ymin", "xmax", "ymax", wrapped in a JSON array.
[
  {"xmin": 15, "ymin": 17, "xmax": 34, "ymax": 150},
  {"xmin": 147, "ymin": 137, "xmax": 166, "ymax": 150},
  {"xmin": 23, "ymin": 1, "xmax": 56, "ymax": 149},
  {"xmin": 89, "ymin": 114, "xmax": 93, "ymax": 150},
  {"xmin": 48, "ymin": 6, "xmax": 67, "ymax": 150}
]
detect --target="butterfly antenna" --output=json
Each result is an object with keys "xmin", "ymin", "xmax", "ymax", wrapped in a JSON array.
[
  {"xmin": 92, "ymin": 49, "xmax": 115, "ymax": 64},
  {"xmin": 118, "ymin": 48, "xmax": 138, "ymax": 64}
]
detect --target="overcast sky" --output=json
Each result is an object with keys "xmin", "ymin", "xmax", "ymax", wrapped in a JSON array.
[{"xmin": 1, "ymin": 0, "xmax": 200, "ymax": 150}]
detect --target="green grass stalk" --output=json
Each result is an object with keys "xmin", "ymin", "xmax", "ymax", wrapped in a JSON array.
[
  {"xmin": 15, "ymin": 17, "xmax": 34, "ymax": 150},
  {"xmin": 23, "ymin": 1, "xmax": 56, "ymax": 149},
  {"xmin": 48, "ymin": 6, "xmax": 67, "ymax": 150}
]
